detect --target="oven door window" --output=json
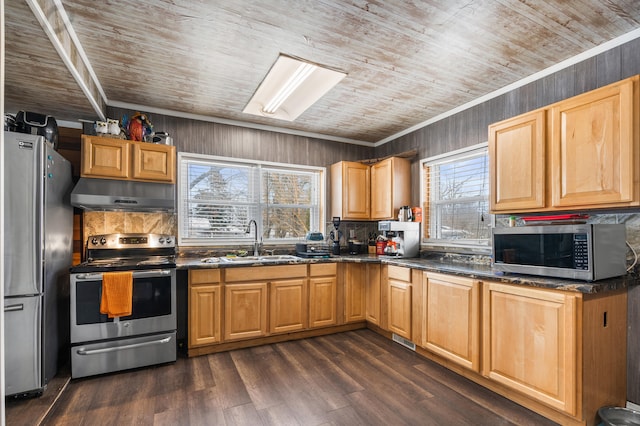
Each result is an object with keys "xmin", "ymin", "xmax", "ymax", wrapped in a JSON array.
[{"xmin": 76, "ymin": 274, "xmax": 172, "ymax": 324}]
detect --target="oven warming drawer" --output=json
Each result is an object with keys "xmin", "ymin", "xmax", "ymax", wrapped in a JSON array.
[{"xmin": 71, "ymin": 331, "xmax": 176, "ymax": 378}]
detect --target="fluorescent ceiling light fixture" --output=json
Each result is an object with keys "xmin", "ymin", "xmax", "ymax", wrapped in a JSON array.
[{"xmin": 243, "ymin": 55, "xmax": 347, "ymax": 121}]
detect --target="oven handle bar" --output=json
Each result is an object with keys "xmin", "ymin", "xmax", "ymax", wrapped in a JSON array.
[
  {"xmin": 75, "ymin": 336, "xmax": 172, "ymax": 356},
  {"xmin": 74, "ymin": 269, "xmax": 173, "ymax": 281}
]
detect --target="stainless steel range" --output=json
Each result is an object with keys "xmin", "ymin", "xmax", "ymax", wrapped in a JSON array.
[{"xmin": 69, "ymin": 233, "xmax": 177, "ymax": 378}]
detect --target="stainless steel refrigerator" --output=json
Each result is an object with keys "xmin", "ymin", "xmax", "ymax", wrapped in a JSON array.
[{"xmin": 3, "ymin": 131, "xmax": 73, "ymax": 397}]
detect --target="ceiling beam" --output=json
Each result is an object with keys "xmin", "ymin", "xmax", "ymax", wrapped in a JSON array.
[{"xmin": 25, "ymin": 0, "xmax": 106, "ymax": 120}]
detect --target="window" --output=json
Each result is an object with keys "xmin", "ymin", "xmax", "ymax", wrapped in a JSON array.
[
  {"xmin": 421, "ymin": 143, "xmax": 490, "ymax": 247},
  {"xmin": 178, "ymin": 153, "xmax": 324, "ymax": 246}
]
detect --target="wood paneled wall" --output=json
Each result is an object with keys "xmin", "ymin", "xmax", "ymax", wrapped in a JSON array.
[
  {"xmin": 105, "ymin": 107, "xmax": 374, "ymax": 167},
  {"xmin": 375, "ymin": 36, "xmax": 640, "ymax": 205}
]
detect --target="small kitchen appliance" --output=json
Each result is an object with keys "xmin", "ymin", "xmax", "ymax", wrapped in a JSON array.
[
  {"xmin": 14, "ymin": 111, "xmax": 59, "ymax": 150},
  {"xmin": 330, "ymin": 217, "xmax": 342, "ymax": 255},
  {"xmin": 69, "ymin": 233, "xmax": 177, "ymax": 378},
  {"xmin": 492, "ymin": 223, "xmax": 627, "ymax": 281},
  {"xmin": 296, "ymin": 232, "xmax": 331, "ymax": 258},
  {"xmin": 378, "ymin": 221, "xmax": 420, "ymax": 258}
]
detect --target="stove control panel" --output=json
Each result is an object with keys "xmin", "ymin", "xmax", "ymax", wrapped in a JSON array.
[{"xmin": 87, "ymin": 233, "xmax": 175, "ymax": 249}]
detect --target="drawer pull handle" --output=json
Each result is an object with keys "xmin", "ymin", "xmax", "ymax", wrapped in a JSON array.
[{"xmin": 76, "ymin": 336, "xmax": 171, "ymax": 355}]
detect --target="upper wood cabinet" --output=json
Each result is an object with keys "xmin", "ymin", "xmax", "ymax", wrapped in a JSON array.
[
  {"xmin": 489, "ymin": 75, "xmax": 640, "ymax": 213},
  {"xmin": 131, "ymin": 142, "xmax": 176, "ymax": 182},
  {"xmin": 330, "ymin": 161, "xmax": 370, "ymax": 220},
  {"xmin": 81, "ymin": 135, "xmax": 176, "ymax": 183},
  {"xmin": 489, "ymin": 110, "xmax": 546, "ymax": 212},
  {"xmin": 370, "ymin": 157, "xmax": 411, "ymax": 220},
  {"xmin": 81, "ymin": 136, "xmax": 131, "ymax": 179},
  {"xmin": 331, "ymin": 157, "xmax": 410, "ymax": 220},
  {"xmin": 550, "ymin": 77, "xmax": 638, "ymax": 208}
]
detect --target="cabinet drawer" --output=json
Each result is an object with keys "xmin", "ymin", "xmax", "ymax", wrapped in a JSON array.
[
  {"xmin": 225, "ymin": 265, "xmax": 307, "ymax": 282},
  {"xmin": 388, "ymin": 265, "xmax": 411, "ymax": 282},
  {"xmin": 189, "ymin": 269, "xmax": 221, "ymax": 285},
  {"xmin": 309, "ymin": 263, "xmax": 337, "ymax": 276}
]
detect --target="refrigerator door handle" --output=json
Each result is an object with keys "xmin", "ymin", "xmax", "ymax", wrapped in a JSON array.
[{"xmin": 4, "ymin": 304, "xmax": 25, "ymax": 312}]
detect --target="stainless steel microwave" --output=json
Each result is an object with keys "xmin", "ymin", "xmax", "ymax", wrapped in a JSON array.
[{"xmin": 492, "ymin": 224, "xmax": 627, "ymax": 281}]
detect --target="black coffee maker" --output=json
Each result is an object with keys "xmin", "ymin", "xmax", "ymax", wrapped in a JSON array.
[{"xmin": 329, "ymin": 217, "xmax": 342, "ymax": 255}]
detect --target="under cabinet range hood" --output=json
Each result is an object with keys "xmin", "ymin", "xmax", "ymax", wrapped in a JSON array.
[{"xmin": 71, "ymin": 178, "xmax": 175, "ymax": 211}]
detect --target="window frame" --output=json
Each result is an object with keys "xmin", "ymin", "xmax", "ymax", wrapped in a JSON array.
[
  {"xmin": 177, "ymin": 152, "xmax": 325, "ymax": 247},
  {"xmin": 420, "ymin": 142, "xmax": 493, "ymax": 250}
]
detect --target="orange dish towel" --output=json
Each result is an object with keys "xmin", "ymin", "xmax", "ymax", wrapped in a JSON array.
[{"xmin": 100, "ymin": 271, "xmax": 133, "ymax": 318}]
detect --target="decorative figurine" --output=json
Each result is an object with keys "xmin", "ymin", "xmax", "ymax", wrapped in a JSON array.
[
  {"xmin": 126, "ymin": 112, "xmax": 153, "ymax": 141},
  {"xmin": 107, "ymin": 118, "xmax": 121, "ymax": 135},
  {"xmin": 95, "ymin": 120, "xmax": 108, "ymax": 135}
]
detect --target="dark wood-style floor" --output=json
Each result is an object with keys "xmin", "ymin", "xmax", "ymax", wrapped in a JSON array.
[{"xmin": 13, "ymin": 330, "xmax": 558, "ymax": 425}]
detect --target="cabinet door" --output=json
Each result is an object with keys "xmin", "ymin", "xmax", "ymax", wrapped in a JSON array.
[
  {"xmin": 551, "ymin": 77, "xmax": 637, "ymax": 208},
  {"xmin": 81, "ymin": 136, "xmax": 130, "ymax": 179},
  {"xmin": 309, "ymin": 276, "xmax": 337, "ymax": 328},
  {"xmin": 489, "ymin": 110, "xmax": 546, "ymax": 212},
  {"xmin": 270, "ymin": 278, "xmax": 307, "ymax": 334},
  {"xmin": 423, "ymin": 273, "xmax": 480, "ymax": 372},
  {"xmin": 224, "ymin": 283, "xmax": 268, "ymax": 341},
  {"xmin": 345, "ymin": 264, "xmax": 366, "ymax": 322},
  {"xmin": 371, "ymin": 157, "xmax": 411, "ymax": 220},
  {"xmin": 132, "ymin": 143, "xmax": 176, "ymax": 183},
  {"xmin": 365, "ymin": 264, "xmax": 381, "ymax": 325},
  {"xmin": 189, "ymin": 284, "xmax": 222, "ymax": 347},
  {"xmin": 388, "ymin": 279, "xmax": 412, "ymax": 339},
  {"xmin": 482, "ymin": 281, "xmax": 577, "ymax": 415},
  {"xmin": 332, "ymin": 161, "xmax": 370, "ymax": 220}
]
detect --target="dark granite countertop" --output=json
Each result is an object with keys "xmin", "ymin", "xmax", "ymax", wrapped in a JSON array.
[{"xmin": 177, "ymin": 253, "xmax": 638, "ymax": 294}]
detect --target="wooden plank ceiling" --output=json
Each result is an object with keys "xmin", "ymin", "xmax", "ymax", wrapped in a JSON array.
[{"xmin": 5, "ymin": 1, "xmax": 640, "ymax": 144}]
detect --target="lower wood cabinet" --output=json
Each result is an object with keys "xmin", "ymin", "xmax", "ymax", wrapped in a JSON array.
[
  {"xmin": 270, "ymin": 278, "xmax": 308, "ymax": 334},
  {"xmin": 483, "ymin": 281, "xmax": 578, "ymax": 414},
  {"xmin": 482, "ymin": 280, "xmax": 628, "ymax": 424},
  {"xmin": 224, "ymin": 264, "xmax": 307, "ymax": 341},
  {"xmin": 188, "ymin": 269, "xmax": 222, "ymax": 347},
  {"xmin": 224, "ymin": 282, "xmax": 268, "ymax": 341},
  {"xmin": 387, "ymin": 265, "xmax": 412, "ymax": 340},
  {"xmin": 345, "ymin": 263, "xmax": 366, "ymax": 322},
  {"xmin": 365, "ymin": 264, "xmax": 381, "ymax": 326},
  {"xmin": 309, "ymin": 263, "xmax": 337, "ymax": 328},
  {"xmin": 422, "ymin": 272, "xmax": 480, "ymax": 372},
  {"xmin": 187, "ymin": 264, "xmax": 627, "ymax": 426}
]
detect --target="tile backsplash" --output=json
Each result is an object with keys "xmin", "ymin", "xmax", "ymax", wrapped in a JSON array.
[{"xmin": 83, "ymin": 212, "xmax": 176, "ymax": 238}]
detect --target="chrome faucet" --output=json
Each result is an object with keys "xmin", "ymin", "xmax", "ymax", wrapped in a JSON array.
[{"xmin": 246, "ymin": 219, "xmax": 261, "ymax": 256}]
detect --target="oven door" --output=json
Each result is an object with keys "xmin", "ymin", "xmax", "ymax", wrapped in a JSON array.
[{"xmin": 70, "ymin": 269, "xmax": 176, "ymax": 343}]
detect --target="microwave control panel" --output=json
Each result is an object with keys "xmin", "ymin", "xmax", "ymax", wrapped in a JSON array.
[{"xmin": 573, "ymin": 234, "xmax": 589, "ymax": 270}]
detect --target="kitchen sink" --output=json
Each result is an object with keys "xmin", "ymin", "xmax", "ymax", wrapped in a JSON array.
[{"xmin": 219, "ymin": 255, "xmax": 301, "ymax": 263}]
